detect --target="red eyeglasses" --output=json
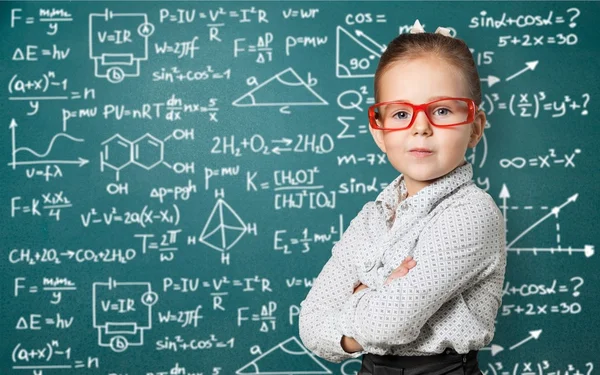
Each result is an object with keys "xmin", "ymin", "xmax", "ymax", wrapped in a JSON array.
[{"xmin": 368, "ymin": 97, "xmax": 477, "ymax": 131}]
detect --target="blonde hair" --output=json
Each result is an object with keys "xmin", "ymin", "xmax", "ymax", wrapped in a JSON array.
[{"xmin": 374, "ymin": 33, "xmax": 482, "ymax": 106}]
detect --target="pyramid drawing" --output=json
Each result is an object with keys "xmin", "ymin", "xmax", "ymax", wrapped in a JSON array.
[
  {"xmin": 236, "ymin": 336, "xmax": 332, "ymax": 375},
  {"xmin": 232, "ymin": 68, "xmax": 328, "ymax": 107},
  {"xmin": 336, "ymin": 26, "xmax": 383, "ymax": 78},
  {"xmin": 199, "ymin": 198, "xmax": 246, "ymax": 252}
]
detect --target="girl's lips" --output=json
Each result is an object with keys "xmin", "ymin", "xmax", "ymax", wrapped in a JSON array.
[{"xmin": 409, "ymin": 150, "xmax": 433, "ymax": 157}]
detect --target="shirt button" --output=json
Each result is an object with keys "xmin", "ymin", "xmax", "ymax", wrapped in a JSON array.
[{"xmin": 400, "ymin": 202, "xmax": 408, "ymax": 210}]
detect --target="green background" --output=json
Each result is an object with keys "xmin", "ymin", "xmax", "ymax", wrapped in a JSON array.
[{"xmin": 1, "ymin": 1, "xmax": 599, "ymax": 374}]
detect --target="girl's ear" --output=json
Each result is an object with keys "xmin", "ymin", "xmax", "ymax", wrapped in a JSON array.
[
  {"xmin": 369, "ymin": 125, "xmax": 387, "ymax": 153},
  {"xmin": 468, "ymin": 110, "xmax": 486, "ymax": 148}
]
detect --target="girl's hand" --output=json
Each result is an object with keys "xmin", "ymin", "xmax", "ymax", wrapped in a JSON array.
[
  {"xmin": 341, "ymin": 335, "xmax": 363, "ymax": 353},
  {"xmin": 352, "ymin": 256, "xmax": 417, "ymax": 293},
  {"xmin": 384, "ymin": 256, "xmax": 417, "ymax": 285},
  {"xmin": 344, "ymin": 257, "xmax": 416, "ymax": 353},
  {"xmin": 353, "ymin": 283, "xmax": 368, "ymax": 294}
]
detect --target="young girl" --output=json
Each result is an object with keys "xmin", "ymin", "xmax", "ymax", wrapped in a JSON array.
[{"xmin": 299, "ymin": 20, "xmax": 507, "ymax": 375}]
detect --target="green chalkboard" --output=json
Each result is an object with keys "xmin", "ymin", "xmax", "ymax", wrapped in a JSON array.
[{"xmin": 1, "ymin": 1, "xmax": 599, "ymax": 375}]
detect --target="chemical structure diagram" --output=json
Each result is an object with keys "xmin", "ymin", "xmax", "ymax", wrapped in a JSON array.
[{"xmin": 100, "ymin": 129, "xmax": 195, "ymax": 181}]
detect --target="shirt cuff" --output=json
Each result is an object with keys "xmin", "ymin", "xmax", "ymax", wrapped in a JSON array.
[
  {"xmin": 337, "ymin": 287, "xmax": 390, "ymax": 357},
  {"xmin": 337, "ymin": 287, "xmax": 369, "ymax": 342},
  {"xmin": 314, "ymin": 308, "xmax": 365, "ymax": 362}
]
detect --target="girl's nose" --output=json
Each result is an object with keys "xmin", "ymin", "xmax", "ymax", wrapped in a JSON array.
[{"xmin": 412, "ymin": 111, "xmax": 433, "ymax": 134}]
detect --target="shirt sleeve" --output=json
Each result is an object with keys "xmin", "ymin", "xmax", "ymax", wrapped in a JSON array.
[
  {"xmin": 299, "ymin": 204, "xmax": 376, "ymax": 363},
  {"xmin": 338, "ymin": 197, "xmax": 506, "ymax": 352}
]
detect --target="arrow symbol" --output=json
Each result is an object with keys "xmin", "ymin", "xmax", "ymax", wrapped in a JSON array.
[
  {"xmin": 584, "ymin": 244, "xmax": 595, "ymax": 257},
  {"xmin": 509, "ymin": 329, "xmax": 542, "ymax": 350},
  {"xmin": 480, "ymin": 75, "xmax": 501, "ymax": 88},
  {"xmin": 498, "ymin": 183, "xmax": 510, "ymax": 241},
  {"xmin": 272, "ymin": 138, "xmax": 293, "ymax": 146},
  {"xmin": 499, "ymin": 183, "xmax": 510, "ymax": 234},
  {"xmin": 506, "ymin": 61, "xmax": 539, "ymax": 82},
  {"xmin": 478, "ymin": 344, "xmax": 504, "ymax": 356},
  {"xmin": 8, "ymin": 157, "xmax": 89, "ymax": 168},
  {"xmin": 10, "ymin": 118, "xmax": 18, "ymax": 170}
]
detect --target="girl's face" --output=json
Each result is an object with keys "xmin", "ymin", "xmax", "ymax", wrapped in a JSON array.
[{"xmin": 369, "ymin": 55, "xmax": 486, "ymax": 197}]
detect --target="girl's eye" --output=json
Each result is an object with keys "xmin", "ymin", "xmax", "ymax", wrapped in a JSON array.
[
  {"xmin": 434, "ymin": 108, "xmax": 452, "ymax": 116},
  {"xmin": 392, "ymin": 111, "xmax": 411, "ymax": 120}
]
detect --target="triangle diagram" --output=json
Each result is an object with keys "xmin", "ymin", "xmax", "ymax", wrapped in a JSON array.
[
  {"xmin": 236, "ymin": 336, "xmax": 332, "ymax": 375},
  {"xmin": 199, "ymin": 199, "xmax": 246, "ymax": 252},
  {"xmin": 336, "ymin": 26, "xmax": 383, "ymax": 79},
  {"xmin": 232, "ymin": 68, "xmax": 328, "ymax": 107}
]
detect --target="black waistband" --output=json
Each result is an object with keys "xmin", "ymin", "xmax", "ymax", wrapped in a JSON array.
[{"xmin": 363, "ymin": 348, "xmax": 479, "ymax": 368}]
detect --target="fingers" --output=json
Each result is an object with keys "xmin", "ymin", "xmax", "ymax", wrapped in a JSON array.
[
  {"xmin": 384, "ymin": 256, "xmax": 417, "ymax": 285},
  {"xmin": 353, "ymin": 283, "xmax": 368, "ymax": 294},
  {"xmin": 404, "ymin": 258, "xmax": 417, "ymax": 269},
  {"xmin": 396, "ymin": 256, "xmax": 417, "ymax": 273}
]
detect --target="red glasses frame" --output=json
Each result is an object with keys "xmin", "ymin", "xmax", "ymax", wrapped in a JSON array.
[{"xmin": 368, "ymin": 97, "xmax": 477, "ymax": 131}]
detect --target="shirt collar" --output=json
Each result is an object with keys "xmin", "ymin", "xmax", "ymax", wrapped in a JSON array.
[{"xmin": 375, "ymin": 162, "xmax": 473, "ymax": 220}]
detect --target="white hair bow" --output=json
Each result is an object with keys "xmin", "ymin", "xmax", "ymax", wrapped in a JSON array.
[{"xmin": 409, "ymin": 19, "xmax": 452, "ymax": 37}]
